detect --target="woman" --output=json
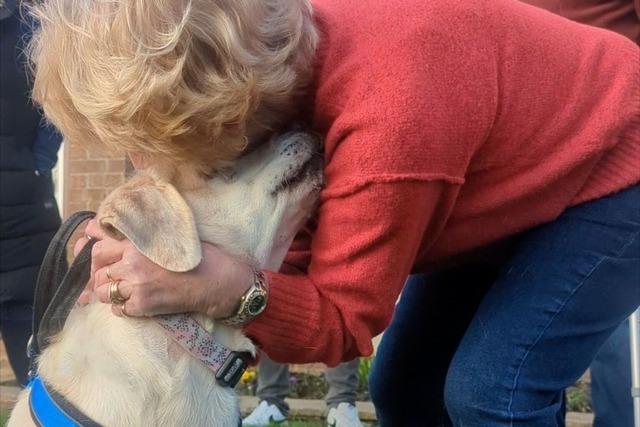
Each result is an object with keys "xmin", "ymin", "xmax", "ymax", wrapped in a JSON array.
[{"xmin": 29, "ymin": 0, "xmax": 638, "ymax": 425}]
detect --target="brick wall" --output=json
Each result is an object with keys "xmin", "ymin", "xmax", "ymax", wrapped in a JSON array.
[{"xmin": 63, "ymin": 142, "xmax": 129, "ymax": 217}]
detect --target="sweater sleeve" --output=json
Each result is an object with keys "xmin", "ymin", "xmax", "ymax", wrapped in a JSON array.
[
  {"xmin": 244, "ymin": 180, "xmax": 460, "ymax": 366},
  {"xmin": 33, "ymin": 121, "xmax": 63, "ymax": 173}
]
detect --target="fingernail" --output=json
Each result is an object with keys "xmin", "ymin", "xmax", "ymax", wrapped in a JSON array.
[{"xmin": 77, "ymin": 291, "xmax": 90, "ymax": 306}]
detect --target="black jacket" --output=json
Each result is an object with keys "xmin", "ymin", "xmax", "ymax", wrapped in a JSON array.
[{"xmin": 1, "ymin": 10, "xmax": 61, "ymax": 303}]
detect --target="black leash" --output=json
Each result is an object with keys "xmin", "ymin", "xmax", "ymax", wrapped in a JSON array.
[
  {"xmin": 30, "ymin": 210, "xmax": 97, "ymax": 361},
  {"xmin": 28, "ymin": 210, "xmax": 103, "ymax": 427}
]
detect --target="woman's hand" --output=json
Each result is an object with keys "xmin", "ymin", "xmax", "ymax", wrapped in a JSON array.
[{"xmin": 74, "ymin": 219, "xmax": 254, "ymax": 318}]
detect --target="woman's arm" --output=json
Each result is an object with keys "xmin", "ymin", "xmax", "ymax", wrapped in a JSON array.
[{"xmin": 245, "ymin": 180, "xmax": 461, "ymax": 366}]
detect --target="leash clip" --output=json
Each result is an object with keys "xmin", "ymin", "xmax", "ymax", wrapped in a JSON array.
[{"xmin": 215, "ymin": 351, "xmax": 249, "ymax": 388}]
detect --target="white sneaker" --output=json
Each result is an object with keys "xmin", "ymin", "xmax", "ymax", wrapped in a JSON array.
[
  {"xmin": 326, "ymin": 403, "xmax": 364, "ymax": 427},
  {"xmin": 242, "ymin": 400, "xmax": 288, "ymax": 426}
]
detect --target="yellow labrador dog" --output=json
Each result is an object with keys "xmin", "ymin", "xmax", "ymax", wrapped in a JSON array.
[{"xmin": 8, "ymin": 132, "xmax": 322, "ymax": 427}]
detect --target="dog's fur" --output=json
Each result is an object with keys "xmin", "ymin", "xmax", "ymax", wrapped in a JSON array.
[{"xmin": 7, "ymin": 132, "xmax": 322, "ymax": 427}]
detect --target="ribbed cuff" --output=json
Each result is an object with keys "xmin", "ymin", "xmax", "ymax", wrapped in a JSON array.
[{"xmin": 243, "ymin": 270, "xmax": 324, "ymax": 362}]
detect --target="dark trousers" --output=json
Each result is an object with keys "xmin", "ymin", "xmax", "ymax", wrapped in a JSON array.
[
  {"xmin": 257, "ymin": 352, "xmax": 360, "ymax": 415},
  {"xmin": 0, "ymin": 301, "xmax": 32, "ymax": 386},
  {"xmin": 592, "ymin": 320, "xmax": 633, "ymax": 427}
]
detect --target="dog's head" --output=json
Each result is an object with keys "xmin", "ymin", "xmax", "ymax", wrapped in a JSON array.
[{"xmin": 97, "ymin": 132, "xmax": 322, "ymax": 272}]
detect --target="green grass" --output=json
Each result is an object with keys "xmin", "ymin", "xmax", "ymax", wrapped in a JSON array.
[
  {"xmin": 1, "ymin": 408, "xmax": 10, "ymax": 426},
  {"xmin": 566, "ymin": 384, "xmax": 592, "ymax": 413}
]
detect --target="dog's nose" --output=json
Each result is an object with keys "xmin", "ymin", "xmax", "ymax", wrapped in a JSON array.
[
  {"xmin": 277, "ymin": 131, "xmax": 321, "ymax": 158},
  {"xmin": 270, "ymin": 131, "xmax": 323, "ymax": 194}
]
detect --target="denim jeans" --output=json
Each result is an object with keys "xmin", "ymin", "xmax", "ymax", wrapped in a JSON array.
[
  {"xmin": 370, "ymin": 185, "xmax": 640, "ymax": 426},
  {"xmin": 591, "ymin": 320, "xmax": 633, "ymax": 427}
]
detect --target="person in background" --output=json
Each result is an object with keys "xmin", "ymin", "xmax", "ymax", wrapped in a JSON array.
[
  {"xmin": 243, "ymin": 355, "xmax": 363, "ymax": 427},
  {"xmin": 0, "ymin": 0, "xmax": 62, "ymax": 386},
  {"xmin": 518, "ymin": 2, "xmax": 638, "ymax": 426},
  {"xmin": 591, "ymin": 322, "xmax": 633, "ymax": 427},
  {"xmin": 522, "ymin": 0, "xmax": 639, "ymax": 42}
]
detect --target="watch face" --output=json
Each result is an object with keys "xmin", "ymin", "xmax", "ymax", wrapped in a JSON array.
[{"xmin": 247, "ymin": 294, "xmax": 266, "ymax": 316}]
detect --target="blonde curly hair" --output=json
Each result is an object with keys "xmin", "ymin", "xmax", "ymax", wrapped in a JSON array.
[{"xmin": 27, "ymin": 0, "xmax": 318, "ymax": 177}]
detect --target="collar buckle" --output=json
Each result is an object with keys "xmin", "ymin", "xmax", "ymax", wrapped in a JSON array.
[{"xmin": 215, "ymin": 352, "xmax": 249, "ymax": 388}]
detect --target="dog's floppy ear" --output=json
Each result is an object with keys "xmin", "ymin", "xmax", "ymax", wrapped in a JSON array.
[{"xmin": 97, "ymin": 175, "xmax": 201, "ymax": 272}]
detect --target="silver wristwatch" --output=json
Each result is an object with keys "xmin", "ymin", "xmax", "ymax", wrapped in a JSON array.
[{"xmin": 220, "ymin": 270, "xmax": 269, "ymax": 327}]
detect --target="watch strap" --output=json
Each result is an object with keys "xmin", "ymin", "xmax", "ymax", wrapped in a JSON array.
[{"xmin": 220, "ymin": 270, "xmax": 268, "ymax": 327}]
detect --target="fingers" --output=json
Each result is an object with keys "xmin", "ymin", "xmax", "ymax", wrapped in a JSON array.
[
  {"xmin": 94, "ymin": 273, "xmax": 160, "ymax": 317},
  {"xmin": 90, "ymin": 238, "xmax": 130, "ymax": 279},
  {"xmin": 73, "ymin": 220, "xmax": 97, "ymax": 257},
  {"xmin": 90, "ymin": 241, "xmax": 209, "ymax": 319},
  {"xmin": 73, "ymin": 236, "xmax": 90, "ymax": 257},
  {"xmin": 96, "ymin": 279, "xmax": 154, "ymax": 318},
  {"xmin": 95, "ymin": 275, "xmax": 134, "ymax": 304},
  {"xmin": 111, "ymin": 299, "xmax": 143, "ymax": 318},
  {"xmin": 84, "ymin": 219, "xmax": 108, "ymax": 240},
  {"xmin": 93, "ymin": 261, "xmax": 127, "ymax": 289},
  {"xmin": 111, "ymin": 303, "xmax": 129, "ymax": 317},
  {"xmin": 92, "ymin": 243, "xmax": 158, "ymax": 318},
  {"xmin": 73, "ymin": 219, "xmax": 107, "ymax": 257},
  {"xmin": 94, "ymin": 272, "xmax": 195, "ymax": 318},
  {"xmin": 77, "ymin": 290, "xmax": 94, "ymax": 306}
]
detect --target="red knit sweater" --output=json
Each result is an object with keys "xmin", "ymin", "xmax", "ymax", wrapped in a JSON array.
[{"xmin": 244, "ymin": 0, "xmax": 640, "ymax": 366}]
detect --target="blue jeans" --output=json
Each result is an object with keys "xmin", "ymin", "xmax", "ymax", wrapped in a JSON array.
[
  {"xmin": 591, "ymin": 320, "xmax": 633, "ymax": 427},
  {"xmin": 370, "ymin": 185, "xmax": 640, "ymax": 426}
]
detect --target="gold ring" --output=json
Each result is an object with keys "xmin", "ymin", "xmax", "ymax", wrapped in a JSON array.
[
  {"xmin": 108, "ymin": 280, "xmax": 126, "ymax": 305},
  {"xmin": 106, "ymin": 265, "xmax": 114, "ymax": 282},
  {"xmin": 120, "ymin": 303, "xmax": 129, "ymax": 318}
]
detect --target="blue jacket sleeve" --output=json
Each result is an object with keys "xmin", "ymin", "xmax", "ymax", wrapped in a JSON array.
[{"xmin": 33, "ymin": 121, "xmax": 63, "ymax": 172}]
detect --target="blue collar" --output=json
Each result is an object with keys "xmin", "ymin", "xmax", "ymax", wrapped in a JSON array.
[
  {"xmin": 28, "ymin": 375, "xmax": 242, "ymax": 427},
  {"xmin": 28, "ymin": 376, "xmax": 102, "ymax": 427}
]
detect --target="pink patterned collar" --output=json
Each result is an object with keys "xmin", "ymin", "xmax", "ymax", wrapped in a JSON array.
[{"xmin": 157, "ymin": 313, "xmax": 252, "ymax": 387}]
